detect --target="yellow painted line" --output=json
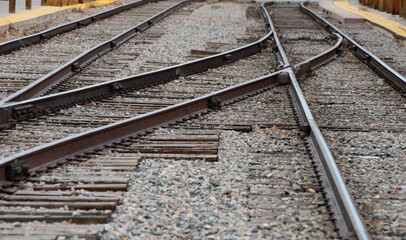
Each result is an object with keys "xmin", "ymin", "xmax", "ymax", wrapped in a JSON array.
[
  {"xmin": 334, "ymin": 1, "xmax": 406, "ymax": 38},
  {"xmin": 0, "ymin": 7, "xmax": 64, "ymax": 27},
  {"xmin": 0, "ymin": 0, "xmax": 118, "ymax": 28},
  {"xmin": 67, "ymin": 0, "xmax": 118, "ymax": 9}
]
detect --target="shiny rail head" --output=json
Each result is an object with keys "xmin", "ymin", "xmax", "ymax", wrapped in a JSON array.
[
  {"xmin": 285, "ymin": 68, "xmax": 371, "ymax": 240},
  {"xmin": 263, "ymin": 4, "xmax": 370, "ymax": 238},
  {"xmin": 0, "ymin": 1, "xmax": 276, "ymax": 127},
  {"xmin": 0, "ymin": 70, "xmax": 284, "ymax": 190},
  {"xmin": 293, "ymin": 33, "xmax": 344, "ymax": 77}
]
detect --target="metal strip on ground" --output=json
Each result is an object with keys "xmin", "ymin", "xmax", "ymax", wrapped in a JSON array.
[
  {"xmin": 0, "ymin": 70, "xmax": 282, "ymax": 187},
  {"xmin": 264, "ymin": 2, "xmax": 371, "ymax": 239}
]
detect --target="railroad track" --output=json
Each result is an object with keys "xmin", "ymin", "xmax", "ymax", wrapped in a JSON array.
[
  {"xmin": 0, "ymin": 2, "xmax": 278, "ymax": 238},
  {"xmin": 292, "ymin": 3, "xmax": 406, "ymax": 239},
  {"xmin": 0, "ymin": 0, "xmax": 188, "ymax": 103},
  {"xmin": 42, "ymin": 1, "xmax": 264, "ymax": 96},
  {"xmin": 1, "ymin": 0, "xmax": 275, "ymax": 157},
  {"xmin": 308, "ymin": 3, "xmax": 406, "ymax": 77},
  {"xmin": 0, "ymin": 51, "xmax": 275, "ymax": 158},
  {"xmin": 0, "ymin": 1, "xmax": 405, "ymax": 239},
  {"xmin": 270, "ymin": 2, "xmax": 406, "ymax": 239},
  {"xmin": 267, "ymin": 3, "xmax": 335, "ymax": 66}
]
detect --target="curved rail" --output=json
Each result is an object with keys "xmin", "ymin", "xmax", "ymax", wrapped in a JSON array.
[
  {"xmin": 0, "ymin": 0, "xmax": 158, "ymax": 55},
  {"xmin": 0, "ymin": 69, "xmax": 282, "ymax": 188},
  {"xmin": 300, "ymin": 2, "xmax": 406, "ymax": 96},
  {"xmin": 0, "ymin": 0, "xmax": 191, "ymax": 104},
  {"xmin": 264, "ymin": 2, "xmax": 370, "ymax": 239},
  {"xmin": 0, "ymin": 0, "xmax": 275, "ymax": 186},
  {"xmin": 294, "ymin": 33, "xmax": 343, "ymax": 77},
  {"xmin": 0, "ymin": 4, "xmax": 274, "ymax": 127},
  {"xmin": 262, "ymin": 3, "xmax": 290, "ymax": 70},
  {"xmin": 0, "ymin": 7, "xmax": 370, "ymax": 240}
]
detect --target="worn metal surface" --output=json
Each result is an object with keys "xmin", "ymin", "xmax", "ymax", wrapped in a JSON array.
[
  {"xmin": 0, "ymin": 4, "xmax": 370, "ymax": 239},
  {"xmin": 287, "ymin": 68, "xmax": 370, "ymax": 240},
  {"xmin": 0, "ymin": 1, "xmax": 275, "ymax": 185},
  {"xmin": 265, "ymin": 2, "xmax": 370, "ymax": 239},
  {"xmin": 301, "ymin": 2, "xmax": 406, "ymax": 96}
]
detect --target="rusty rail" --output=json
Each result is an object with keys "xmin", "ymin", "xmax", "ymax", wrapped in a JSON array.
[
  {"xmin": 0, "ymin": 0, "xmax": 277, "ymax": 187},
  {"xmin": 0, "ymin": 3, "xmax": 273, "ymax": 128},
  {"xmin": 0, "ymin": 5, "xmax": 369, "ymax": 240},
  {"xmin": 0, "ymin": 4, "xmax": 368, "ymax": 239},
  {"xmin": 0, "ymin": 69, "xmax": 282, "ymax": 188},
  {"xmin": 0, "ymin": 0, "xmax": 158, "ymax": 55},
  {"xmin": 0, "ymin": 0, "xmax": 190, "ymax": 104}
]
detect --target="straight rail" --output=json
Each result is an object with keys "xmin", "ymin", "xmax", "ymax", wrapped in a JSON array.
[
  {"xmin": 0, "ymin": 70, "xmax": 282, "ymax": 188},
  {"xmin": 264, "ymin": 2, "xmax": 370, "ymax": 239}
]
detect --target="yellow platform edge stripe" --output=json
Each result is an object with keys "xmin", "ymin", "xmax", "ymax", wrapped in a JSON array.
[
  {"xmin": 334, "ymin": 1, "xmax": 406, "ymax": 38},
  {"xmin": 67, "ymin": 0, "xmax": 117, "ymax": 9},
  {"xmin": 0, "ymin": 0, "xmax": 118, "ymax": 29}
]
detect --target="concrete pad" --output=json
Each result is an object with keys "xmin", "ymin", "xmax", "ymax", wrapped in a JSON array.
[
  {"xmin": 335, "ymin": 1, "xmax": 406, "ymax": 39},
  {"xmin": 0, "ymin": 7, "xmax": 69, "ymax": 32},
  {"xmin": 319, "ymin": 1, "xmax": 364, "ymax": 23}
]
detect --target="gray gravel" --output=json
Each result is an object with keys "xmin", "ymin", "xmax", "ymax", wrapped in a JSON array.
[
  {"xmin": 300, "ymin": 50, "xmax": 406, "ymax": 239},
  {"xmin": 309, "ymin": 4, "xmax": 406, "ymax": 77},
  {"xmin": 0, "ymin": 2, "xmax": 274, "ymax": 160},
  {"xmin": 44, "ymin": 1, "xmax": 267, "ymax": 95},
  {"xmin": 98, "ymin": 85, "xmax": 337, "ymax": 239},
  {"xmin": 0, "ymin": 0, "xmax": 162, "ymax": 43},
  {"xmin": 268, "ymin": 3, "xmax": 334, "ymax": 65},
  {"xmin": 0, "ymin": 0, "xmax": 177, "ymax": 100}
]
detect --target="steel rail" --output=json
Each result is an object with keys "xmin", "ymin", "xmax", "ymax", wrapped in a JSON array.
[
  {"xmin": 262, "ymin": 3, "xmax": 290, "ymax": 70},
  {"xmin": 0, "ymin": 0, "xmax": 159, "ymax": 55},
  {"xmin": 294, "ymin": 33, "xmax": 343, "ymax": 77},
  {"xmin": 300, "ymin": 2, "xmax": 406, "ymax": 96},
  {"xmin": 0, "ymin": 8, "xmax": 366, "ymax": 239},
  {"xmin": 0, "ymin": 0, "xmax": 191, "ymax": 104},
  {"xmin": 0, "ymin": 4, "xmax": 274, "ymax": 127},
  {"xmin": 264, "ymin": 2, "xmax": 371, "ymax": 239},
  {"xmin": 0, "ymin": 69, "xmax": 283, "ymax": 189},
  {"xmin": 287, "ymin": 68, "xmax": 370, "ymax": 240},
  {"xmin": 0, "ymin": 0, "xmax": 275, "ymax": 187}
]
